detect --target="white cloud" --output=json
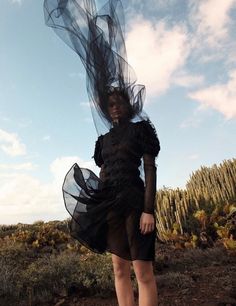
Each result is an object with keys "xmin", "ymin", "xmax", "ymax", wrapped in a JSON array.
[
  {"xmin": 173, "ymin": 71, "xmax": 205, "ymax": 88},
  {"xmin": 0, "ymin": 162, "xmax": 37, "ymax": 171},
  {"xmin": 127, "ymin": 0, "xmax": 178, "ymax": 13},
  {"xmin": 50, "ymin": 156, "xmax": 97, "ymax": 188},
  {"xmin": 179, "ymin": 102, "xmax": 219, "ymax": 129},
  {"xmin": 0, "ymin": 156, "xmax": 98, "ymax": 225},
  {"xmin": 126, "ymin": 17, "xmax": 190, "ymax": 97},
  {"xmin": 189, "ymin": 0, "xmax": 236, "ymax": 47},
  {"xmin": 189, "ymin": 70, "xmax": 236, "ymax": 120},
  {"xmin": 0, "ymin": 129, "xmax": 26, "ymax": 156}
]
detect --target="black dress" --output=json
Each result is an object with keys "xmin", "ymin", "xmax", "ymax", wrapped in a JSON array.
[{"xmin": 63, "ymin": 120, "xmax": 160, "ymax": 261}]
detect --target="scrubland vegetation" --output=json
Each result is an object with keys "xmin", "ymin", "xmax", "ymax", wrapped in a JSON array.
[{"xmin": 0, "ymin": 158, "xmax": 235, "ymax": 305}]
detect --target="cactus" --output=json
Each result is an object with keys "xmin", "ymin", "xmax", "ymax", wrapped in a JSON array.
[{"xmin": 155, "ymin": 158, "xmax": 236, "ymax": 249}]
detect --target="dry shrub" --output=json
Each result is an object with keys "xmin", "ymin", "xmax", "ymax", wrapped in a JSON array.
[
  {"xmin": 156, "ymin": 272, "xmax": 194, "ymax": 289},
  {"xmin": 0, "ymin": 237, "xmax": 114, "ymax": 305}
]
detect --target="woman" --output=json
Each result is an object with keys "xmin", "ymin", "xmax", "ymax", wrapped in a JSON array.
[
  {"xmin": 101, "ymin": 89, "xmax": 160, "ymax": 306},
  {"xmin": 63, "ymin": 87, "xmax": 160, "ymax": 306},
  {"xmin": 44, "ymin": 1, "xmax": 160, "ymax": 305}
]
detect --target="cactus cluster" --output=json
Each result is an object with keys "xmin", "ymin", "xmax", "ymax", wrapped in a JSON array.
[
  {"xmin": 155, "ymin": 158, "xmax": 236, "ymax": 249},
  {"xmin": 186, "ymin": 158, "xmax": 236, "ymax": 206}
]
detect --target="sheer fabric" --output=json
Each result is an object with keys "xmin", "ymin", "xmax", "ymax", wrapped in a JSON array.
[
  {"xmin": 62, "ymin": 120, "xmax": 160, "ymax": 260},
  {"xmin": 44, "ymin": 0, "xmax": 161, "ymax": 260},
  {"xmin": 44, "ymin": 0, "xmax": 146, "ymax": 135}
]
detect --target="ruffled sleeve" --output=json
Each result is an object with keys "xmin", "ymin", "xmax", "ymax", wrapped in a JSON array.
[
  {"xmin": 93, "ymin": 135, "xmax": 104, "ymax": 167},
  {"xmin": 137, "ymin": 120, "xmax": 160, "ymax": 156}
]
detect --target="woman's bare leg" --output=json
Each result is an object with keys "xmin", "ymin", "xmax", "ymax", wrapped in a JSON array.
[
  {"xmin": 132, "ymin": 260, "xmax": 157, "ymax": 306},
  {"xmin": 112, "ymin": 254, "xmax": 135, "ymax": 306}
]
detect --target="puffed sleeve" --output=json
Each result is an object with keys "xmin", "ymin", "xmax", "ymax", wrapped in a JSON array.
[
  {"xmin": 93, "ymin": 135, "xmax": 104, "ymax": 167},
  {"xmin": 138, "ymin": 120, "xmax": 160, "ymax": 156}
]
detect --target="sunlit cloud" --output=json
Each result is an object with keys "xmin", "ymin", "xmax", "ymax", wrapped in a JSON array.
[
  {"xmin": 127, "ymin": 0, "xmax": 178, "ymax": 14},
  {"xmin": 126, "ymin": 17, "xmax": 190, "ymax": 98},
  {"xmin": 188, "ymin": 0, "xmax": 236, "ymax": 65},
  {"xmin": 0, "ymin": 129, "xmax": 26, "ymax": 156},
  {"xmin": 0, "ymin": 162, "xmax": 37, "ymax": 171},
  {"xmin": 189, "ymin": 69, "xmax": 236, "ymax": 120},
  {"xmin": 0, "ymin": 156, "xmax": 98, "ymax": 225},
  {"xmin": 189, "ymin": 0, "xmax": 236, "ymax": 47},
  {"xmin": 172, "ymin": 71, "xmax": 205, "ymax": 88}
]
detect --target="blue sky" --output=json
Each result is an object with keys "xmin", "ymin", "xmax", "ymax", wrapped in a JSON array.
[{"xmin": 0, "ymin": 0, "xmax": 236, "ymax": 224}]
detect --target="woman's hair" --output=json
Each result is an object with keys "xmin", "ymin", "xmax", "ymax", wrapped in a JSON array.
[{"xmin": 107, "ymin": 87, "xmax": 129, "ymax": 103}]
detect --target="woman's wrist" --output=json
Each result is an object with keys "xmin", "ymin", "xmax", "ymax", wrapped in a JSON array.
[{"xmin": 143, "ymin": 210, "xmax": 154, "ymax": 215}]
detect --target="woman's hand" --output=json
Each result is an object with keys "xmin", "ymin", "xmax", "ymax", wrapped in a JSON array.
[{"xmin": 139, "ymin": 212, "xmax": 155, "ymax": 235}]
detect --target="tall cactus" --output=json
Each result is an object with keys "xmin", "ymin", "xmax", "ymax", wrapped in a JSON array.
[
  {"xmin": 155, "ymin": 158, "xmax": 236, "ymax": 243},
  {"xmin": 186, "ymin": 158, "xmax": 236, "ymax": 205}
]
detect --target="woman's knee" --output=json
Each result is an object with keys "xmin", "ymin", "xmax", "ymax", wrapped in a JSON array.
[
  {"xmin": 133, "ymin": 261, "xmax": 154, "ymax": 284},
  {"xmin": 112, "ymin": 254, "xmax": 131, "ymax": 279}
]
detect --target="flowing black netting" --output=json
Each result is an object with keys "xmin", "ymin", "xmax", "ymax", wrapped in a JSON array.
[
  {"xmin": 44, "ymin": 0, "xmax": 147, "ymax": 134},
  {"xmin": 44, "ymin": 0, "xmax": 161, "ymax": 261}
]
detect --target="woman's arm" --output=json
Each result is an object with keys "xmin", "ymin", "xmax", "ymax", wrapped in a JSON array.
[
  {"xmin": 99, "ymin": 164, "xmax": 106, "ymax": 181},
  {"xmin": 143, "ymin": 154, "xmax": 156, "ymax": 214},
  {"xmin": 140, "ymin": 154, "xmax": 156, "ymax": 235}
]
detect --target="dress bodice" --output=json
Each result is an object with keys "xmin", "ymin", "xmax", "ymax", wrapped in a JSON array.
[{"xmin": 94, "ymin": 120, "xmax": 160, "ymax": 187}]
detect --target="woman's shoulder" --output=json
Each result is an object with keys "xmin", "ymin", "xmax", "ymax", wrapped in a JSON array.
[
  {"xmin": 95, "ymin": 134, "xmax": 104, "ymax": 143},
  {"xmin": 94, "ymin": 135, "xmax": 105, "ymax": 152},
  {"xmin": 132, "ymin": 119, "xmax": 156, "ymax": 132},
  {"xmin": 133, "ymin": 120, "xmax": 160, "ymax": 155}
]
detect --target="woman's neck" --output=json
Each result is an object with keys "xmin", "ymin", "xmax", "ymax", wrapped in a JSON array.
[{"xmin": 112, "ymin": 118, "xmax": 129, "ymax": 127}]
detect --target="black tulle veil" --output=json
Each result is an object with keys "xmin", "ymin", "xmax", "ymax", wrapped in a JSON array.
[
  {"xmin": 43, "ymin": 0, "xmax": 148, "ymax": 135},
  {"xmin": 44, "ymin": 0, "xmax": 161, "ymax": 261}
]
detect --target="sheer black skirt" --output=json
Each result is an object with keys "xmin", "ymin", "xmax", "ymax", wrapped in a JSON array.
[{"xmin": 63, "ymin": 163, "xmax": 156, "ymax": 261}]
